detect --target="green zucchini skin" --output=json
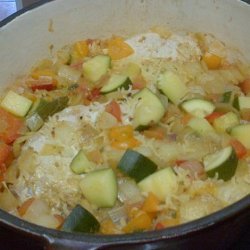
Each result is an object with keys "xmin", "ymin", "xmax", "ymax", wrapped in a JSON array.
[
  {"xmin": 26, "ymin": 96, "xmax": 69, "ymax": 131},
  {"xmin": 100, "ymin": 74, "xmax": 132, "ymax": 94},
  {"xmin": 118, "ymin": 149, "xmax": 158, "ymax": 182},
  {"xmin": 204, "ymin": 147, "xmax": 238, "ymax": 181},
  {"xmin": 62, "ymin": 204, "xmax": 100, "ymax": 233}
]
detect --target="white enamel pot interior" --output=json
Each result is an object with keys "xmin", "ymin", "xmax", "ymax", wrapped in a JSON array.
[{"xmin": 0, "ymin": 0, "xmax": 249, "ymax": 249}]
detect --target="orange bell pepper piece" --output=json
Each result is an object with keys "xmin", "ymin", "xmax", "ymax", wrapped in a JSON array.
[
  {"xmin": 107, "ymin": 37, "xmax": 134, "ymax": 60},
  {"xmin": 73, "ymin": 40, "xmax": 89, "ymax": 58},
  {"xmin": 108, "ymin": 125, "xmax": 140, "ymax": 150},
  {"xmin": 123, "ymin": 212, "xmax": 152, "ymax": 233},
  {"xmin": 203, "ymin": 52, "xmax": 222, "ymax": 70},
  {"xmin": 142, "ymin": 192, "xmax": 160, "ymax": 213},
  {"xmin": 100, "ymin": 219, "xmax": 118, "ymax": 234}
]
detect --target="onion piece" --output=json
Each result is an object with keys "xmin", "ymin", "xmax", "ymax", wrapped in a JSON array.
[
  {"xmin": 108, "ymin": 205, "xmax": 128, "ymax": 225},
  {"xmin": 118, "ymin": 178, "xmax": 143, "ymax": 204},
  {"xmin": 22, "ymin": 199, "xmax": 61, "ymax": 229}
]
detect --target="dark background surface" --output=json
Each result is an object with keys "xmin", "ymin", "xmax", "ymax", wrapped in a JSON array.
[
  {"xmin": 0, "ymin": 223, "xmax": 249, "ymax": 250},
  {"xmin": 0, "ymin": 0, "xmax": 250, "ymax": 249}
]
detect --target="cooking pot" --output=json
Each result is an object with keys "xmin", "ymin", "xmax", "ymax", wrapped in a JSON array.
[{"xmin": 0, "ymin": 0, "xmax": 249, "ymax": 249}]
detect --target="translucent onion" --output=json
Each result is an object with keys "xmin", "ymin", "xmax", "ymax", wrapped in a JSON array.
[
  {"xmin": 118, "ymin": 178, "xmax": 143, "ymax": 204},
  {"xmin": 22, "ymin": 199, "xmax": 60, "ymax": 229},
  {"xmin": 108, "ymin": 205, "xmax": 127, "ymax": 225}
]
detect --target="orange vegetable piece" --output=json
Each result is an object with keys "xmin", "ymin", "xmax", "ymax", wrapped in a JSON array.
[
  {"xmin": 31, "ymin": 69, "xmax": 56, "ymax": 80},
  {"xmin": 73, "ymin": 40, "xmax": 89, "ymax": 58},
  {"xmin": 230, "ymin": 139, "xmax": 247, "ymax": 159},
  {"xmin": 205, "ymin": 111, "xmax": 224, "ymax": 124},
  {"xmin": 108, "ymin": 125, "xmax": 140, "ymax": 150},
  {"xmin": 0, "ymin": 108, "xmax": 24, "ymax": 144},
  {"xmin": 0, "ymin": 142, "xmax": 11, "ymax": 167},
  {"xmin": 142, "ymin": 192, "xmax": 160, "ymax": 213},
  {"xmin": 100, "ymin": 219, "xmax": 118, "ymax": 234},
  {"xmin": 108, "ymin": 37, "xmax": 134, "ymax": 60},
  {"xmin": 54, "ymin": 214, "xmax": 65, "ymax": 229},
  {"xmin": 156, "ymin": 218, "xmax": 179, "ymax": 229},
  {"xmin": 123, "ymin": 212, "xmax": 152, "ymax": 233},
  {"xmin": 203, "ymin": 52, "xmax": 222, "ymax": 70},
  {"xmin": 105, "ymin": 100, "xmax": 122, "ymax": 122},
  {"xmin": 18, "ymin": 198, "xmax": 35, "ymax": 216},
  {"xmin": 239, "ymin": 79, "xmax": 250, "ymax": 95},
  {"xmin": 181, "ymin": 113, "xmax": 193, "ymax": 125},
  {"xmin": 142, "ymin": 127, "xmax": 165, "ymax": 140}
]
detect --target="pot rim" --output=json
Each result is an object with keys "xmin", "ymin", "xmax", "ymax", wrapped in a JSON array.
[
  {"xmin": 0, "ymin": 195, "xmax": 249, "ymax": 245},
  {"xmin": 0, "ymin": 0, "xmax": 249, "ymax": 246}
]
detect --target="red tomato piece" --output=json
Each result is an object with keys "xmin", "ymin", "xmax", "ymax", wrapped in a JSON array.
[
  {"xmin": 0, "ymin": 108, "xmax": 24, "ymax": 144},
  {"xmin": 105, "ymin": 100, "xmax": 122, "ymax": 122}
]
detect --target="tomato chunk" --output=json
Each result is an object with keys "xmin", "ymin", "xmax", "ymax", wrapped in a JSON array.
[
  {"xmin": 0, "ymin": 108, "xmax": 24, "ymax": 144},
  {"xmin": 105, "ymin": 100, "xmax": 122, "ymax": 122},
  {"xmin": 230, "ymin": 139, "xmax": 247, "ymax": 159}
]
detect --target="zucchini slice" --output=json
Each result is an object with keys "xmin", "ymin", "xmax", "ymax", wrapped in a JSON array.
[
  {"xmin": 180, "ymin": 98, "xmax": 215, "ymax": 118},
  {"xmin": 62, "ymin": 204, "xmax": 100, "ymax": 233},
  {"xmin": 26, "ymin": 96, "xmax": 68, "ymax": 131},
  {"xmin": 82, "ymin": 55, "xmax": 111, "ymax": 83},
  {"xmin": 221, "ymin": 91, "xmax": 233, "ymax": 103},
  {"xmin": 0, "ymin": 91, "xmax": 33, "ymax": 117},
  {"xmin": 203, "ymin": 146, "xmax": 238, "ymax": 181},
  {"xmin": 213, "ymin": 112, "xmax": 239, "ymax": 133},
  {"xmin": 230, "ymin": 124, "xmax": 250, "ymax": 149},
  {"xmin": 122, "ymin": 62, "xmax": 141, "ymax": 82},
  {"xmin": 187, "ymin": 117, "xmax": 214, "ymax": 135},
  {"xmin": 138, "ymin": 167, "xmax": 178, "ymax": 201},
  {"xmin": 100, "ymin": 74, "xmax": 132, "ymax": 94},
  {"xmin": 132, "ymin": 88, "xmax": 165, "ymax": 128},
  {"xmin": 117, "ymin": 149, "xmax": 157, "ymax": 182},
  {"xmin": 157, "ymin": 71, "xmax": 188, "ymax": 104},
  {"xmin": 80, "ymin": 168, "xmax": 117, "ymax": 208},
  {"xmin": 238, "ymin": 96, "xmax": 250, "ymax": 110},
  {"xmin": 70, "ymin": 150, "xmax": 95, "ymax": 174}
]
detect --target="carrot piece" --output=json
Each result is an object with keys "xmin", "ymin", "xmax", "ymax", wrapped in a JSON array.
[
  {"xmin": 239, "ymin": 79, "xmax": 250, "ymax": 95},
  {"xmin": 205, "ymin": 111, "xmax": 224, "ymax": 124},
  {"xmin": 0, "ymin": 108, "xmax": 24, "ymax": 144},
  {"xmin": 142, "ymin": 192, "xmax": 160, "ymax": 213},
  {"xmin": 107, "ymin": 37, "xmax": 134, "ymax": 60},
  {"xmin": 105, "ymin": 100, "xmax": 122, "ymax": 122},
  {"xmin": 18, "ymin": 198, "xmax": 35, "ymax": 216},
  {"xmin": 122, "ymin": 212, "xmax": 152, "ymax": 233},
  {"xmin": 230, "ymin": 139, "xmax": 247, "ymax": 159},
  {"xmin": 203, "ymin": 52, "xmax": 222, "ymax": 70},
  {"xmin": 142, "ymin": 127, "xmax": 165, "ymax": 140}
]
